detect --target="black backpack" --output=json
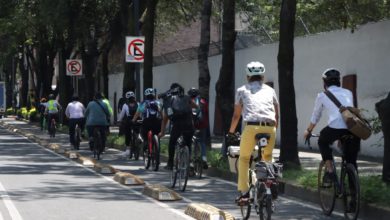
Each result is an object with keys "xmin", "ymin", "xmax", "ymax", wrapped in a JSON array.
[
  {"xmin": 168, "ymin": 95, "xmax": 192, "ymax": 120},
  {"xmin": 123, "ymin": 102, "xmax": 138, "ymax": 124}
]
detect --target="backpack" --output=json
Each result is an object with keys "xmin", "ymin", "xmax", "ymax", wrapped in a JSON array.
[
  {"xmin": 192, "ymin": 97, "xmax": 203, "ymax": 125},
  {"xmin": 121, "ymin": 102, "xmax": 138, "ymax": 127},
  {"xmin": 168, "ymin": 95, "xmax": 192, "ymax": 120},
  {"xmin": 143, "ymin": 100, "xmax": 160, "ymax": 120}
]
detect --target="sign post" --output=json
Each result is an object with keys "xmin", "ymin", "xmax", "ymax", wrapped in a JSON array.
[
  {"xmin": 126, "ymin": 36, "xmax": 144, "ymax": 100},
  {"xmin": 66, "ymin": 59, "xmax": 83, "ymax": 95}
]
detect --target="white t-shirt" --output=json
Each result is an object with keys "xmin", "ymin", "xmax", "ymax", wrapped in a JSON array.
[
  {"xmin": 65, "ymin": 101, "xmax": 85, "ymax": 119},
  {"xmin": 310, "ymin": 86, "xmax": 354, "ymax": 129},
  {"xmin": 235, "ymin": 81, "xmax": 279, "ymax": 123}
]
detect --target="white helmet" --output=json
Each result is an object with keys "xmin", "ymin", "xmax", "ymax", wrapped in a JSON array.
[
  {"xmin": 144, "ymin": 88, "xmax": 155, "ymax": 97},
  {"xmin": 125, "ymin": 91, "xmax": 135, "ymax": 99},
  {"xmin": 246, "ymin": 61, "xmax": 265, "ymax": 76}
]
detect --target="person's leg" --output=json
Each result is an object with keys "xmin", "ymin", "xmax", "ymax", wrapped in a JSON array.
[
  {"xmin": 168, "ymin": 126, "xmax": 181, "ymax": 168},
  {"xmin": 198, "ymin": 129, "xmax": 208, "ymax": 161},
  {"xmin": 261, "ymin": 126, "xmax": 276, "ymax": 162},
  {"xmin": 238, "ymin": 125, "xmax": 256, "ymax": 193},
  {"xmin": 318, "ymin": 126, "xmax": 344, "ymax": 172},
  {"xmin": 182, "ymin": 129, "xmax": 194, "ymax": 157},
  {"xmin": 87, "ymin": 125, "xmax": 94, "ymax": 151},
  {"xmin": 68, "ymin": 119, "xmax": 76, "ymax": 145},
  {"xmin": 344, "ymin": 134, "xmax": 360, "ymax": 170}
]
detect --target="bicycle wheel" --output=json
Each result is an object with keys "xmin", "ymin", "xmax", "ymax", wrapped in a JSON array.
[
  {"xmin": 178, "ymin": 145, "xmax": 189, "ymax": 192},
  {"xmin": 152, "ymin": 135, "xmax": 160, "ymax": 171},
  {"xmin": 193, "ymin": 141, "xmax": 203, "ymax": 179},
  {"xmin": 318, "ymin": 160, "xmax": 336, "ymax": 215},
  {"xmin": 259, "ymin": 194, "xmax": 272, "ymax": 220},
  {"xmin": 342, "ymin": 164, "xmax": 360, "ymax": 220},
  {"xmin": 170, "ymin": 146, "xmax": 179, "ymax": 188},
  {"xmin": 240, "ymin": 184, "xmax": 254, "ymax": 220},
  {"xmin": 132, "ymin": 132, "xmax": 141, "ymax": 160},
  {"xmin": 50, "ymin": 119, "xmax": 56, "ymax": 137},
  {"xmin": 74, "ymin": 125, "xmax": 81, "ymax": 150},
  {"xmin": 93, "ymin": 129, "xmax": 102, "ymax": 160}
]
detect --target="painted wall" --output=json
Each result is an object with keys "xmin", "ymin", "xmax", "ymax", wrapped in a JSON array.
[{"xmin": 109, "ymin": 20, "xmax": 390, "ymax": 158}]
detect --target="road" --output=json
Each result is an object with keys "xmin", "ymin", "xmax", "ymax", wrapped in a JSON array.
[{"xmin": 0, "ymin": 123, "xmax": 347, "ymax": 220}]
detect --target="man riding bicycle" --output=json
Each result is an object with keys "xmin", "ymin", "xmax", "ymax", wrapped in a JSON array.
[
  {"xmin": 118, "ymin": 91, "xmax": 139, "ymax": 158},
  {"xmin": 228, "ymin": 61, "xmax": 279, "ymax": 203},
  {"xmin": 159, "ymin": 83, "xmax": 195, "ymax": 170},
  {"xmin": 132, "ymin": 88, "xmax": 162, "ymax": 155},
  {"xmin": 44, "ymin": 94, "xmax": 62, "ymax": 134},
  {"xmin": 65, "ymin": 95, "xmax": 85, "ymax": 149},
  {"xmin": 85, "ymin": 92, "xmax": 111, "ymax": 152},
  {"xmin": 303, "ymin": 68, "xmax": 360, "ymax": 186},
  {"xmin": 188, "ymin": 87, "xmax": 209, "ymax": 169}
]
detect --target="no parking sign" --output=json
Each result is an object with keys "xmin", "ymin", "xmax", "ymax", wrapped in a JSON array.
[
  {"xmin": 126, "ymin": 36, "xmax": 145, "ymax": 63},
  {"xmin": 66, "ymin": 59, "xmax": 83, "ymax": 76}
]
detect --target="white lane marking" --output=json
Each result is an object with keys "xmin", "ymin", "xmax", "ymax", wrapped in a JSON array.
[
  {"xmin": 20, "ymin": 137, "xmax": 193, "ymax": 220},
  {"xmin": 0, "ymin": 182, "xmax": 23, "ymax": 220},
  {"xmin": 0, "ymin": 210, "xmax": 4, "ymax": 220}
]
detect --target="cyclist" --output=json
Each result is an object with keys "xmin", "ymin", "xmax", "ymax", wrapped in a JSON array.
[
  {"xmin": 133, "ymin": 88, "xmax": 162, "ymax": 156},
  {"xmin": 117, "ymin": 92, "xmax": 127, "ymax": 136},
  {"xmin": 188, "ymin": 87, "xmax": 209, "ymax": 169},
  {"xmin": 65, "ymin": 95, "xmax": 85, "ymax": 149},
  {"xmin": 118, "ymin": 91, "xmax": 139, "ymax": 158},
  {"xmin": 39, "ymin": 97, "xmax": 47, "ymax": 131},
  {"xmin": 85, "ymin": 92, "xmax": 110, "ymax": 152},
  {"xmin": 44, "ymin": 94, "xmax": 62, "ymax": 134},
  {"xmin": 228, "ymin": 61, "xmax": 279, "ymax": 203},
  {"xmin": 303, "ymin": 68, "xmax": 360, "ymax": 186},
  {"xmin": 159, "ymin": 83, "xmax": 195, "ymax": 170}
]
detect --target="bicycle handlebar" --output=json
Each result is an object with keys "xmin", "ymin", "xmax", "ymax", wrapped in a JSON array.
[{"xmin": 305, "ymin": 132, "xmax": 319, "ymax": 150}]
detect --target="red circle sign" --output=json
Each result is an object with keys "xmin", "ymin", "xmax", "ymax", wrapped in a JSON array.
[
  {"xmin": 67, "ymin": 61, "xmax": 81, "ymax": 75},
  {"xmin": 127, "ymin": 39, "xmax": 145, "ymax": 61}
]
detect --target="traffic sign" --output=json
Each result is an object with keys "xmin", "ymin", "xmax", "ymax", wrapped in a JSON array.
[
  {"xmin": 66, "ymin": 59, "xmax": 83, "ymax": 76},
  {"xmin": 126, "ymin": 36, "xmax": 145, "ymax": 63}
]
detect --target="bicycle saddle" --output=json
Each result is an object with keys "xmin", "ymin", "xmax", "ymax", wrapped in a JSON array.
[{"xmin": 255, "ymin": 133, "xmax": 271, "ymax": 147}]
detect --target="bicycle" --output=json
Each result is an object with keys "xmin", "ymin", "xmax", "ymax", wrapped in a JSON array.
[
  {"xmin": 191, "ymin": 130, "xmax": 203, "ymax": 179},
  {"xmin": 49, "ymin": 117, "xmax": 56, "ymax": 138},
  {"xmin": 129, "ymin": 120, "xmax": 143, "ymax": 160},
  {"xmin": 74, "ymin": 123, "xmax": 82, "ymax": 150},
  {"xmin": 305, "ymin": 133, "xmax": 360, "ymax": 220},
  {"xmin": 170, "ymin": 136, "xmax": 190, "ymax": 192},
  {"xmin": 227, "ymin": 133, "xmax": 282, "ymax": 220},
  {"xmin": 143, "ymin": 128, "xmax": 160, "ymax": 171},
  {"xmin": 92, "ymin": 126, "xmax": 105, "ymax": 160}
]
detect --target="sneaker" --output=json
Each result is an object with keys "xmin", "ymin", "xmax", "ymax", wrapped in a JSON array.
[
  {"xmin": 322, "ymin": 172, "xmax": 334, "ymax": 188},
  {"xmin": 235, "ymin": 191, "xmax": 250, "ymax": 206}
]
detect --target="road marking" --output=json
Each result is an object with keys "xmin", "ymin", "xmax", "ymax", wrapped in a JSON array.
[
  {"xmin": 23, "ymin": 138, "xmax": 193, "ymax": 220},
  {"xmin": 0, "ymin": 182, "xmax": 23, "ymax": 220}
]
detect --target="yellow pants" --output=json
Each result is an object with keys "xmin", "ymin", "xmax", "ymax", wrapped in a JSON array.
[{"xmin": 238, "ymin": 124, "xmax": 276, "ymax": 192}]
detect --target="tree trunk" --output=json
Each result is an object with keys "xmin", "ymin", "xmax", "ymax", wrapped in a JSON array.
[
  {"xmin": 198, "ymin": 0, "xmax": 212, "ymax": 148},
  {"xmin": 58, "ymin": 48, "xmax": 73, "ymax": 111},
  {"xmin": 277, "ymin": 0, "xmax": 300, "ymax": 167},
  {"xmin": 120, "ymin": 0, "xmax": 136, "ymax": 96},
  {"xmin": 376, "ymin": 92, "xmax": 390, "ymax": 183},
  {"xmin": 215, "ymin": 0, "xmax": 235, "ymax": 133},
  {"xmin": 4, "ymin": 55, "xmax": 13, "ymax": 109},
  {"xmin": 198, "ymin": 0, "xmax": 212, "ymax": 100},
  {"xmin": 142, "ymin": 0, "xmax": 159, "ymax": 89},
  {"xmin": 19, "ymin": 53, "xmax": 29, "ymax": 108}
]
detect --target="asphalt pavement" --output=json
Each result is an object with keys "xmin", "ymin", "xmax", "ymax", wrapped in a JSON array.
[{"xmin": 0, "ymin": 116, "xmax": 387, "ymax": 220}]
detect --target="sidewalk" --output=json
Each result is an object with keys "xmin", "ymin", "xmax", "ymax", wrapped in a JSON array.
[{"xmin": 0, "ymin": 117, "xmax": 388, "ymax": 220}]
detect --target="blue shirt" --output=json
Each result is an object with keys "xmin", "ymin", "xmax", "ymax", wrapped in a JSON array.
[{"xmin": 85, "ymin": 100, "xmax": 110, "ymax": 126}]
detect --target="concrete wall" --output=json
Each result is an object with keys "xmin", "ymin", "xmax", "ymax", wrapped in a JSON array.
[{"xmin": 109, "ymin": 20, "xmax": 390, "ymax": 158}]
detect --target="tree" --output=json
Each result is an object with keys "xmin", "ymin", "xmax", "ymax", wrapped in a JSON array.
[
  {"xmin": 142, "ymin": 0, "xmax": 159, "ymax": 89},
  {"xmin": 376, "ymin": 93, "xmax": 390, "ymax": 183},
  {"xmin": 215, "ymin": 0, "xmax": 236, "ymax": 133},
  {"xmin": 198, "ymin": 0, "xmax": 212, "ymax": 100},
  {"xmin": 277, "ymin": 0, "xmax": 300, "ymax": 167}
]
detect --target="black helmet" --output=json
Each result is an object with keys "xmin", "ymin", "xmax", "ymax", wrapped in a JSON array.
[
  {"xmin": 48, "ymin": 94, "xmax": 55, "ymax": 100},
  {"xmin": 322, "ymin": 68, "xmax": 340, "ymax": 81},
  {"xmin": 187, "ymin": 87, "xmax": 200, "ymax": 98},
  {"xmin": 170, "ymin": 83, "xmax": 184, "ymax": 95}
]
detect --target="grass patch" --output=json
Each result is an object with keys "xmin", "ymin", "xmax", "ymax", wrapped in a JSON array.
[
  {"xmin": 207, "ymin": 149, "xmax": 229, "ymax": 171},
  {"xmin": 160, "ymin": 138, "xmax": 169, "ymax": 155},
  {"xmin": 283, "ymin": 168, "xmax": 390, "ymax": 207},
  {"xmin": 106, "ymin": 134, "xmax": 125, "ymax": 150}
]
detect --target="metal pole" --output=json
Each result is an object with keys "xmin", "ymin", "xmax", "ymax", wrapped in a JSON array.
[{"xmin": 134, "ymin": 0, "xmax": 141, "ymax": 100}]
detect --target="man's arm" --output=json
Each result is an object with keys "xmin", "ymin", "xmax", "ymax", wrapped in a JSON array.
[
  {"xmin": 158, "ymin": 111, "xmax": 169, "ymax": 138},
  {"xmin": 228, "ymin": 104, "xmax": 242, "ymax": 134}
]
